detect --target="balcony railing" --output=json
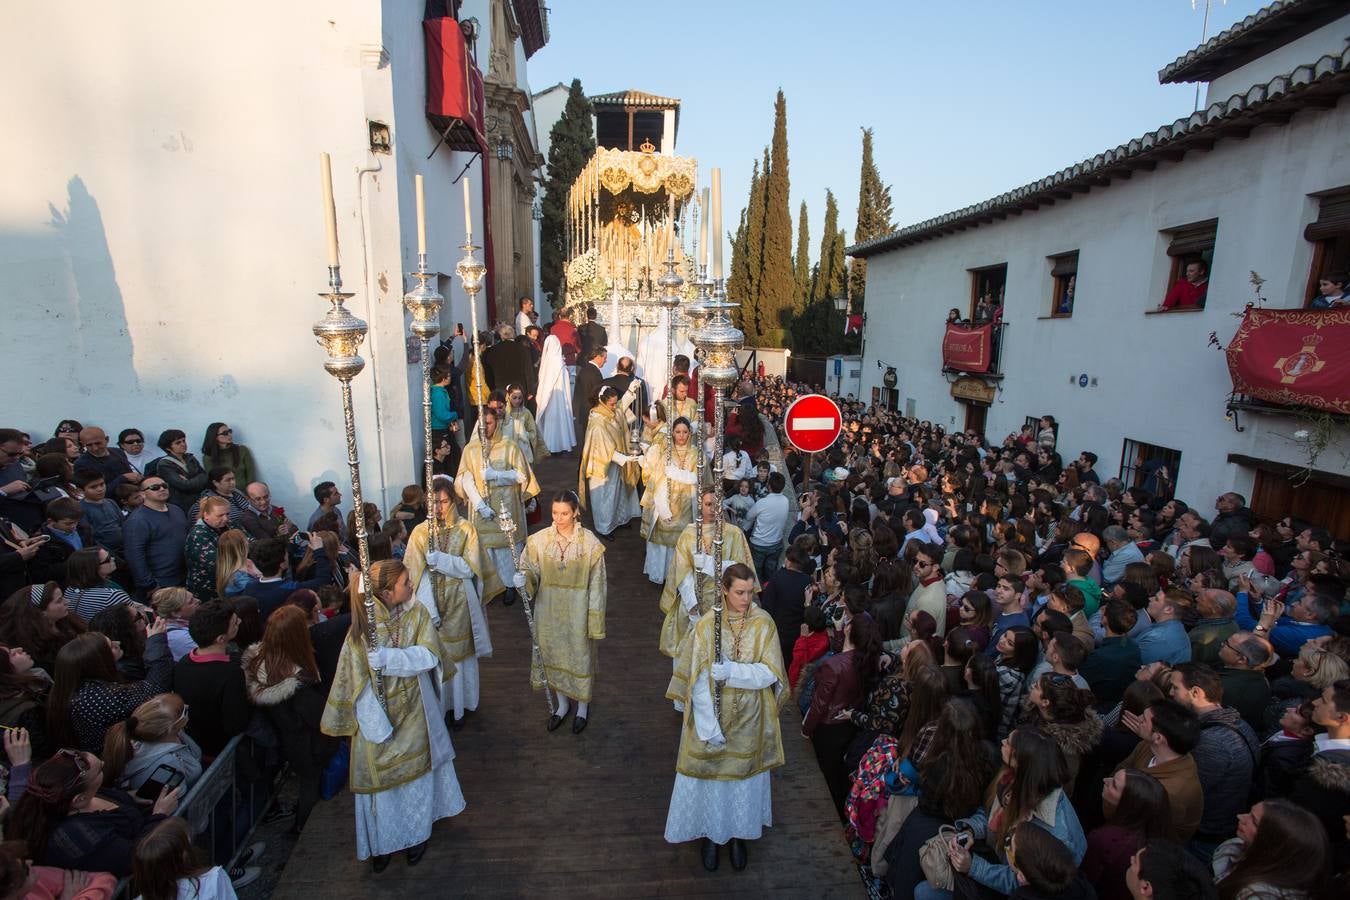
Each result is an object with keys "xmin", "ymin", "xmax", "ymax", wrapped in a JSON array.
[{"xmin": 942, "ymin": 322, "xmax": 1007, "ymax": 378}]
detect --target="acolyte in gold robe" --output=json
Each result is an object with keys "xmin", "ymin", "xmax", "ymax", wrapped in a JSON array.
[
  {"xmin": 639, "ymin": 441, "xmax": 698, "ymax": 547},
  {"xmin": 577, "ymin": 404, "xmax": 638, "ymax": 503},
  {"xmin": 520, "ymin": 525, "xmax": 607, "ymax": 702},
  {"xmin": 503, "ymin": 406, "xmax": 549, "ymax": 466},
  {"xmin": 455, "ymin": 432, "xmax": 540, "ymax": 550},
  {"xmin": 320, "ymin": 601, "xmax": 446, "ymax": 793},
  {"xmin": 404, "ymin": 517, "xmax": 503, "ymax": 664},
  {"xmin": 658, "ymin": 522, "xmax": 757, "ymax": 658},
  {"xmin": 666, "ymin": 606, "xmax": 787, "ymax": 780}
]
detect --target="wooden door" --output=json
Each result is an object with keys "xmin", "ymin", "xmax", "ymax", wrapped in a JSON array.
[{"xmin": 1251, "ymin": 469, "xmax": 1350, "ymax": 540}]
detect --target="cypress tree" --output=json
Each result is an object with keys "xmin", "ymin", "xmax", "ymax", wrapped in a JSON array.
[
  {"xmin": 849, "ymin": 127, "xmax": 894, "ymax": 307},
  {"xmin": 539, "ymin": 79, "xmax": 595, "ymax": 308},
  {"xmin": 758, "ymin": 90, "xmax": 794, "ymax": 348},
  {"xmin": 726, "ymin": 156, "xmax": 761, "ymax": 328},
  {"xmin": 813, "ymin": 191, "xmax": 845, "ymax": 303},
  {"xmin": 738, "ymin": 150, "xmax": 769, "ymax": 341},
  {"xmin": 793, "ymin": 200, "xmax": 811, "ymax": 316}
]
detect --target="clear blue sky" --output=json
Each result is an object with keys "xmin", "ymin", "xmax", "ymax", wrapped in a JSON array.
[{"xmin": 528, "ymin": 0, "xmax": 1267, "ymax": 266}]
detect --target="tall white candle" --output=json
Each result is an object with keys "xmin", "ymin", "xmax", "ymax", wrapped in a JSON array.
[
  {"xmin": 415, "ymin": 174, "xmax": 427, "ymax": 256},
  {"xmin": 320, "ymin": 153, "xmax": 339, "ymax": 267},
  {"xmin": 711, "ymin": 168, "xmax": 723, "ymax": 279},
  {"xmin": 462, "ymin": 177, "xmax": 473, "ymax": 238},
  {"xmin": 699, "ymin": 187, "xmax": 710, "ymax": 269},
  {"xmin": 667, "ymin": 192, "xmax": 675, "ymax": 249}
]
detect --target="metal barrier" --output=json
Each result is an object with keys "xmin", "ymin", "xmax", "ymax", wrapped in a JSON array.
[{"xmin": 114, "ymin": 735, "xmax": 272, "ymax": 898}]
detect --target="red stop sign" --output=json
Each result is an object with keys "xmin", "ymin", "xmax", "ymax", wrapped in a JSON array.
[{"xmin": 783, "ymin": 394, "xmax": 843, "ymax": 454}]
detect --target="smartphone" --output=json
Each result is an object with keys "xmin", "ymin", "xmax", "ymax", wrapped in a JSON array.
[
  {"xmin": 456, "ymin": 322, "xmax": 465, "ymax": 336},
  {"xmin": 136, "ymin": 764, "xmax": 185, "ymax": 802}
]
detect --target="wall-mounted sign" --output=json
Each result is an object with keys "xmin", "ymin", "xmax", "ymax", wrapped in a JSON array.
[
  {"xmin": 883, "ymin": 367, "xmax": 898, "ymax": 388},
  {"xmin": 951, "ymin": 375, "xmax": 996, "ymax": 406},
  {"xmin": 1078, "ymin": 373, "xmax": 1089, "ymax": 388}
]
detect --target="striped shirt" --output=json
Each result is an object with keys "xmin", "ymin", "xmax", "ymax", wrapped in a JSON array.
[{"xmin": 65, "ymin": 583, "xmax": 133, "ymax": 620}]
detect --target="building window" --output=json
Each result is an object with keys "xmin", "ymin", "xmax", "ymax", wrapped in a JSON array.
[
  {"xmin": 1119, "ymin": 438, "xmax": 1181, "ymax": 499},
  {"xmin": 969, "ymin": 263, "xmax": 1007, "ymax": 324},
  {"xmin": 1304, "ymin": 187, "xmax": 1350, "ymax": 309},
  {"xmin": 1157, "ymin": 219, "xmax": 1217, "ymax": 312},
  {"xmin": 1049, "ymin": 252, "xmax": 1077, "ymax": 317}
]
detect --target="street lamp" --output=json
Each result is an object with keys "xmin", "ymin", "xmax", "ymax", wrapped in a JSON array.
[
  {"xmin": 832, "ymin": 295, "xmax": 848, "ymax": 312},
  {"xmin": 495, "ymin": 134, "xmax": 514, "ymax": 161}
]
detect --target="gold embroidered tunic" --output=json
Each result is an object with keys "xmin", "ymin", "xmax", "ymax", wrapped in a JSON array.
[
  {"xmin": 503, "ymin": 406, "xmax": 549, "ymax": 466},
  {"xmin": 666, "ymin": 605, "xmax": 787, "ymax": 780},
  {"xmin": 404, "ymin": 517, "xmax": 503, "ymax": 664},
  {"xmin": 320, "ymin": 601, "xmax": 446, "ymax": 793},
  {"xmin": 520, "ymin": 525, "xmax": 607, "ymax": 702},
  {"xmin": 455, "ymin": 432, "xmax": 540, "ymax": 550},
  {"xmin": 639, "ymin": 441, "xmax": 699, "ymax": 548},
  {"xmin": 658, "ymin": 522, "xmax": 757, "ymax": 658}
]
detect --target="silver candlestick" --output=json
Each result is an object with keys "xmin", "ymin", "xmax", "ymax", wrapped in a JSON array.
[
  {"xmin": 403, "ymin": 253, "xmax": 443, "ymax": 538},
  {"xmin": 689, "ymin": 275, "xmax": 743, "ymax": 721},
  {"xmin": 313, "ymin": 264, "xmax": 384, "ymax": 710}
]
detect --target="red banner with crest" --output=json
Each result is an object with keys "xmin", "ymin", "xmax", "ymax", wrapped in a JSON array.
[
  {"xmin": 942, "ymin": 324, "xmax": 992, "ymax": 373},
  {"xmin": 1225, "ymin": 307, "xmax": 1350, "ymax": 414}
]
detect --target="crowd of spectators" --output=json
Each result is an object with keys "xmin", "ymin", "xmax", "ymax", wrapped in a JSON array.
[
  {"xmin": 0, "ymin": 419, "xmax": 430, "ymax": 896},
  {"xmin": 753, "ymin": 376, "xmax": 1350, "ymax": 900}
]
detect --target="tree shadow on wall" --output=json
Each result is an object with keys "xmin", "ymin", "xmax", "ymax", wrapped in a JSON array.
[{"xmin": 47, "ymin": 175, "xmax": 139, "ymax": 395}]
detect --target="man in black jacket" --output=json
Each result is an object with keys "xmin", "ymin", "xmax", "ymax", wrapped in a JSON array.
[
  {"xmin": 578, "ymin": 304, "xmax": 607, "ymax": 361},
  {"xmin": 573, "ymin": 345, "xmax": 607, "ymax": 445},
  {"xmin": 481, "ymin": 324, "xmax": 537, "ymax": 403},
  {"xmin": 603, "ymin": 356, "xmax": 646, "ymax": 432}
]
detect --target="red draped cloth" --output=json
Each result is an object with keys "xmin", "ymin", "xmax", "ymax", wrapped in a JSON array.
[{"xmin": 942, "ymin": 324, "xmax": 993, "ymax": 373}]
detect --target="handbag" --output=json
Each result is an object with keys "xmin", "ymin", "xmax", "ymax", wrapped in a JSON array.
[
  {"xmin": 919, "ymin": 824, "xmax": 967, "ymax": 891},
  {"xmin": 869, "ymin": 793, "xmax": 919, "ymax": 877}
]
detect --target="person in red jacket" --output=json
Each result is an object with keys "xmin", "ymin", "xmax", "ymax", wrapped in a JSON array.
[
  {"xmin": 789, "ymin": 606, "xmax": 829, "ymax": 688},
  {"xmin": 1158, "ymin": 260, "xmax": 1209, "ymax": 310}
]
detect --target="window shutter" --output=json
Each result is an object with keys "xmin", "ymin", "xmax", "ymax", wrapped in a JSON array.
[
  {"xmin": 1304, "ymin": 188, "xmax": 1350, "ymax": 241},
  {"xmin": 1050, "ymin": 253, "xmax": 1078, "ymax": 277},
  {"xmin": 1166, "ymin": 220, "xmax": 1218, "ymax": 257}
]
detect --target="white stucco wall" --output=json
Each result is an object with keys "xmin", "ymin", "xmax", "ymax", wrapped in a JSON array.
[
  {"xmin": 0, "ymin": 0, "xmax": 496, "ymax": 515},
  {"xmin": 1206, "ymin": 15, "xmax": 1350, "ymax": 104},
  {"xmin": 859, "ymin": 98, "xmax": 1350, "ymax": 508}
]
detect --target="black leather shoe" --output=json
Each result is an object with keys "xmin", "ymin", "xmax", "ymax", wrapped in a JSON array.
[
  {"xmin": 406, "ymin": 841, "xmax": 428, "ymax": 866},
  {"xmin": 729, "ymin": 838, "xmax": 747, "ymax": 871},
  {"xmin": 503, "ymin": 588, "xmax": 518, "ymax": 607},
  {"xmin": 547, "ymin": 713, "xmax": 565, "ymax": 732},
  {"xmin": 372, "ymin": 854, "xmax": 391, "ymax": 874},
  {"xmin": 450, "ymin": 715, "xmax": 466, "ymax": 731},
  {"xmin": 701, "ymin": 838, "xmax": 719, "ymax": 872},
  {"xmin": 572, "ymin": 715, "xmax": 588, "ymax": 734},
  {"xmin": 597, "ymin": 531, "xmax": 615, "ymax": 542}
]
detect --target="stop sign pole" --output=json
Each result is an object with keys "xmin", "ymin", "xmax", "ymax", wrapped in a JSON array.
[{"xmin": 783, "ymin": 394, "xmax": 844, "ymax": 489}]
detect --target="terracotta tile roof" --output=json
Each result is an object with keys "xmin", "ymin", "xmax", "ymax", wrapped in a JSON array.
[
  {"xmin": 589, "ymin": 90, "xmax": 681, "ymax": 108},
  {"xmin": 848, "ymin": 46, "xmax": 1350, "ymax": 259},
  {"xmin": 1158, "ymin": 0, "xmax": 1346, "ymax": 84}
]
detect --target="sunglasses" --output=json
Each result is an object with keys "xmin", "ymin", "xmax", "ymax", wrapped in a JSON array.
[
  {"xmin": 143, "ymin": 483, "xmax": 169, "ymax": 492},
  {"xmin": 219, "ymin": 429, "xmax": 233, "ymax": 436},
  {"xmin": 121, "ymin": 438, "xmax": 144, "ymax": 445}
]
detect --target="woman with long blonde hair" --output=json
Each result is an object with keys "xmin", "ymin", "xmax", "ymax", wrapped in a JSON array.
[
  {"xmin": 320, "ymin": 559, "xmax": 464, "ymax": 871},
  {"xmin": 101, "ymin": 692, "xmax": 202, "ymax": 794},
  {"xmin": 216, "ymin": 529, "xmax": 259, "ymax": 598}
]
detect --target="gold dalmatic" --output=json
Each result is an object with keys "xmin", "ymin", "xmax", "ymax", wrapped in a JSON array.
[
  {"xmin": 404, "ymin": 517, "xmax": 504, "ymax": 663},
  {"xmin": 456, "ymin": 432, "xmax": 540, "ymax": 549},
  {"xmin": 520, "ymin": 525, "xmax": 607, "ymax": 702},
  {"xmin": 666, "ymin": 605, "xmax": 787, "ymax": 781},
  {"xmin": 658, "ymin": 522, "xmax": 757, "ymax": 659},
  {"xmin": 578, "ymin": 404, "xmax": 638, "ymax": 504},
  {"xmin": 320, "ymin": 600, "xmax": 444, "ymax": 793}
]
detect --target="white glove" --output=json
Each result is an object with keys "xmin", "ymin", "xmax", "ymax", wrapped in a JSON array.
[
  {"xmin": 512, "ymin": 572, "xmax": 526, "ymax": 590},
  {"xmin": 476, "ymin": 501, "xmax": 495, "ymax": 520},
  {"xmin": 692, "ymin": 552, "xmax": 715, "ymax": 577},
  {"xmin": 514, "ymin": 469, "xmax": 528, "ymax": 485},
  {"xmin": 706, "ymin": 734, "xmax": 727, "ymax": 748},
  {"xmin": 711, "ymin": 660, "xmax": 729, "ymax": 684},
  {"xmin": 613, "ymin": 453, "xmax": 635, "ymax": 465},
  {"xmin": 427, "ymin": 550, "xmax": 473, "ymax": 579},
  {"xmin": 367, "ymin": 648, "xmax": 387, "ymax": 671}
]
